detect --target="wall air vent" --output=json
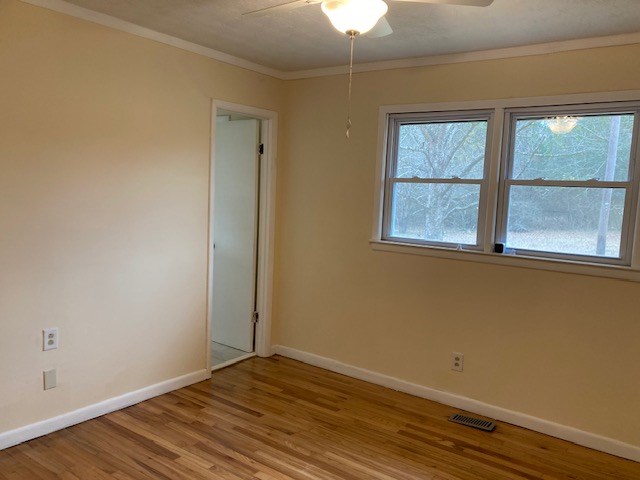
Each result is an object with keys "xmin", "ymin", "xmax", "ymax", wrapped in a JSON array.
[{"xmin": 449, "ymin": 413, "xmax": 496, "ymax": 432}]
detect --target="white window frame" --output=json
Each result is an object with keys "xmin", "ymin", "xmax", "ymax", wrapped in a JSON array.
[
  {"xmin": 371, "ymin": 91, "xmax": 640, "ymax": 282},
  {"xmin": 382, "ymin": 110, "xmax": 494, "ymax": 251},
  {"xmin": 496, "ymin": 104, "xmax": 640, "ymax": 267}
]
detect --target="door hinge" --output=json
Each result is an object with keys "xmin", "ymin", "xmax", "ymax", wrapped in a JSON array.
[
  {"xmin": 252, "ymin": 311, "xmax": 259, "ymax": 324},
  {"xmin": 258, "ymin": 144, "xmax": 264, "ymax": 155}
]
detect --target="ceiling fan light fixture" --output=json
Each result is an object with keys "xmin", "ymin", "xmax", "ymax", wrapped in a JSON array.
[{"xmin": 321, "ymin": 0, "xmax": 388, "ymax": 35}]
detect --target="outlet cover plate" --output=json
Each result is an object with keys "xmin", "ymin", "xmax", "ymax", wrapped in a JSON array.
[
  {"xmin": 452, "ymin": 352, "xmax": 464, "ymax": 372},
  {"xmin": 43, "ymin": 328, "xmax": 58, "ymax": 351}
]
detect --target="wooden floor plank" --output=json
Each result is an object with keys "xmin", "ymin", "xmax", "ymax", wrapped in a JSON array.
[{"xmin": 0, "ymin": 356, "xmax": 638, "ymax": 479}]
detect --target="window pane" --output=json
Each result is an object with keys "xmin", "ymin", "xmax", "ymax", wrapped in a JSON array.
[
  {"xmin": 512, "ymin": 114, "xmax": 634, "ymax": 181},
  {"xmin": 390, "ymin": 183, "xmax": 481, "ymax": 245},
  {"xmin": 505, "ymin": 186, "xmax": 626, "ymax": 257},
  {"xmin": 396, "ymin": 120, "xmax": 488, "ymax": 179}
]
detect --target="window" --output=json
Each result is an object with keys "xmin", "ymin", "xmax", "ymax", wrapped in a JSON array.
[
  {"xmin": 377, "ymin": 99, "xmax": 640, "ymax": 274},
  {"xmin": 498, "ymin": 109, "xmax": 637, "ymax": 264},
  {"xmin": 384, "ymin": 112, "xmax": 492, "ymax": 249}
]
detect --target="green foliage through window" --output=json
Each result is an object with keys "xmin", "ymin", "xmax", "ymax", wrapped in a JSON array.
[{"xmin": 383, "ymin": 104, "xmax": 640, "ymax": 265}]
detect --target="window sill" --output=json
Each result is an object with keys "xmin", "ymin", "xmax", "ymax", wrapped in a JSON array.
[{"xmin": 369, "ymin": 239, "xmax": 640, "ymax": 282}]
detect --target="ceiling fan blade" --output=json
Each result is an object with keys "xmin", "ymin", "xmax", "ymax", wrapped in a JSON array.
[
  {"xmin": 243, "ymin": 0, "xmax": 321, "ymax": 18},
  {"xmin": 365, "ymin": 16, "xmax": 394, "ymax": 38},
  {"xmin": 392, "ymin": 0, "xmax": 493, "ymax": 6}
]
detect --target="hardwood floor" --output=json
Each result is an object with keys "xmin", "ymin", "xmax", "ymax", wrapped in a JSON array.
[{"xmin": 1, "ymin": 356, "xmax": 638, "ymax": 479}]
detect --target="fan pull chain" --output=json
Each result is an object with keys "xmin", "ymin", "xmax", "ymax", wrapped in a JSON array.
[{"xmin": 346, "ymin": 32, "xmax": 356, "ymax": 139}]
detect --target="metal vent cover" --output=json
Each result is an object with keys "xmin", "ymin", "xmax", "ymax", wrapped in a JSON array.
[{"xmin": 449, "ymin": 413, "xmax": 496, "ymax": 432}]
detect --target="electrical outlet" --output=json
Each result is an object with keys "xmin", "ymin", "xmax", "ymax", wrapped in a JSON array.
[
  {"xmin": 452, "ymin": 352, "xmax": 464, "ymax": 372},
  {"xmin": 43, "ymin": 369, "xmax": 57, "ymax": 390},
  {"xmin": 43, "ymin": 328, "xmax": 58, "ymax": 351}
]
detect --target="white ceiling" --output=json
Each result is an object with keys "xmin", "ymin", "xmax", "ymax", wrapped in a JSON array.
[{"xmin": 60, "ymin": 0, "xmax": 640, "ymax": 72}]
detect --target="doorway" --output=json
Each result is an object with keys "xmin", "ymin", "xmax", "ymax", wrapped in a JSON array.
[
  {"xmin": 208, "ymin": 101, "xmax": 276, "ymax": 371},
  {"xmin": 211, "ymin": 111, "xmax": 259, "ymax": 367}
]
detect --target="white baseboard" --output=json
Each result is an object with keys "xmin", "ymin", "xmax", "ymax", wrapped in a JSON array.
[
  {"xmin": 272, "ymin": 345, "xmax": 640, "ymax": 463},
  {"xmin": 0, "ymin": 369, "xmax": 210, "ymax": 451}
]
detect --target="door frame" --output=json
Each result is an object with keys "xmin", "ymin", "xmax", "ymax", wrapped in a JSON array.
[{"xmin": 207, "ymin": 100, "xmax": 278, "ymax": 371}]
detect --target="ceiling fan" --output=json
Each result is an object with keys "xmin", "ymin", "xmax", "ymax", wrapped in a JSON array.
[
  {"xmin": 243, "ymin": 0, "xmax": 494, "ymax": 37},
  {"xmin": 244, "ymin": 0, "xmax": 494, "ymax": 138}
]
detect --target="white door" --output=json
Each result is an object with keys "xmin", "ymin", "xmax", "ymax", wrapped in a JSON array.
[{"xmin": 212, "ymin": 117, "xmax": 260, "ymax": 353}]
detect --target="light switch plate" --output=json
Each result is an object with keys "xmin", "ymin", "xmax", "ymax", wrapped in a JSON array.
[
  {"xmin": 43, "ymin": 328, "xmax": 58, "ymax": 351},
  {"xmin": 43, "ymin": 369, "xmax": 57, "ymax": 390}
]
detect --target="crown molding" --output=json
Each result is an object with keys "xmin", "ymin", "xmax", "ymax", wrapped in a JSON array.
[
  {"xmin": 282, "ymin": 31, "xmax": 640, "ymax": 79},
  {"xmin": 19, "ymin": 0, "xmax": 640, "ymax": 81},
  {"xmin": 19, "ymin": 0, "xmax": 285, "ymax": 79}
]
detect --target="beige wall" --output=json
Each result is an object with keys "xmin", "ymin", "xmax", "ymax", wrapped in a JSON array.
[
  {"xmin": 0, "ymin": 0, "xmax": 283, "ymax": 433},
  {"xmin": 274, "ymin": 45, "xmax": 640, "ymax": 446}
]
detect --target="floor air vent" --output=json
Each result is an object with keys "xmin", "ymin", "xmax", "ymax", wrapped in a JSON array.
[{"xmin": 449, "ymin": 413, "xmax": 496, "ymax": 432}]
